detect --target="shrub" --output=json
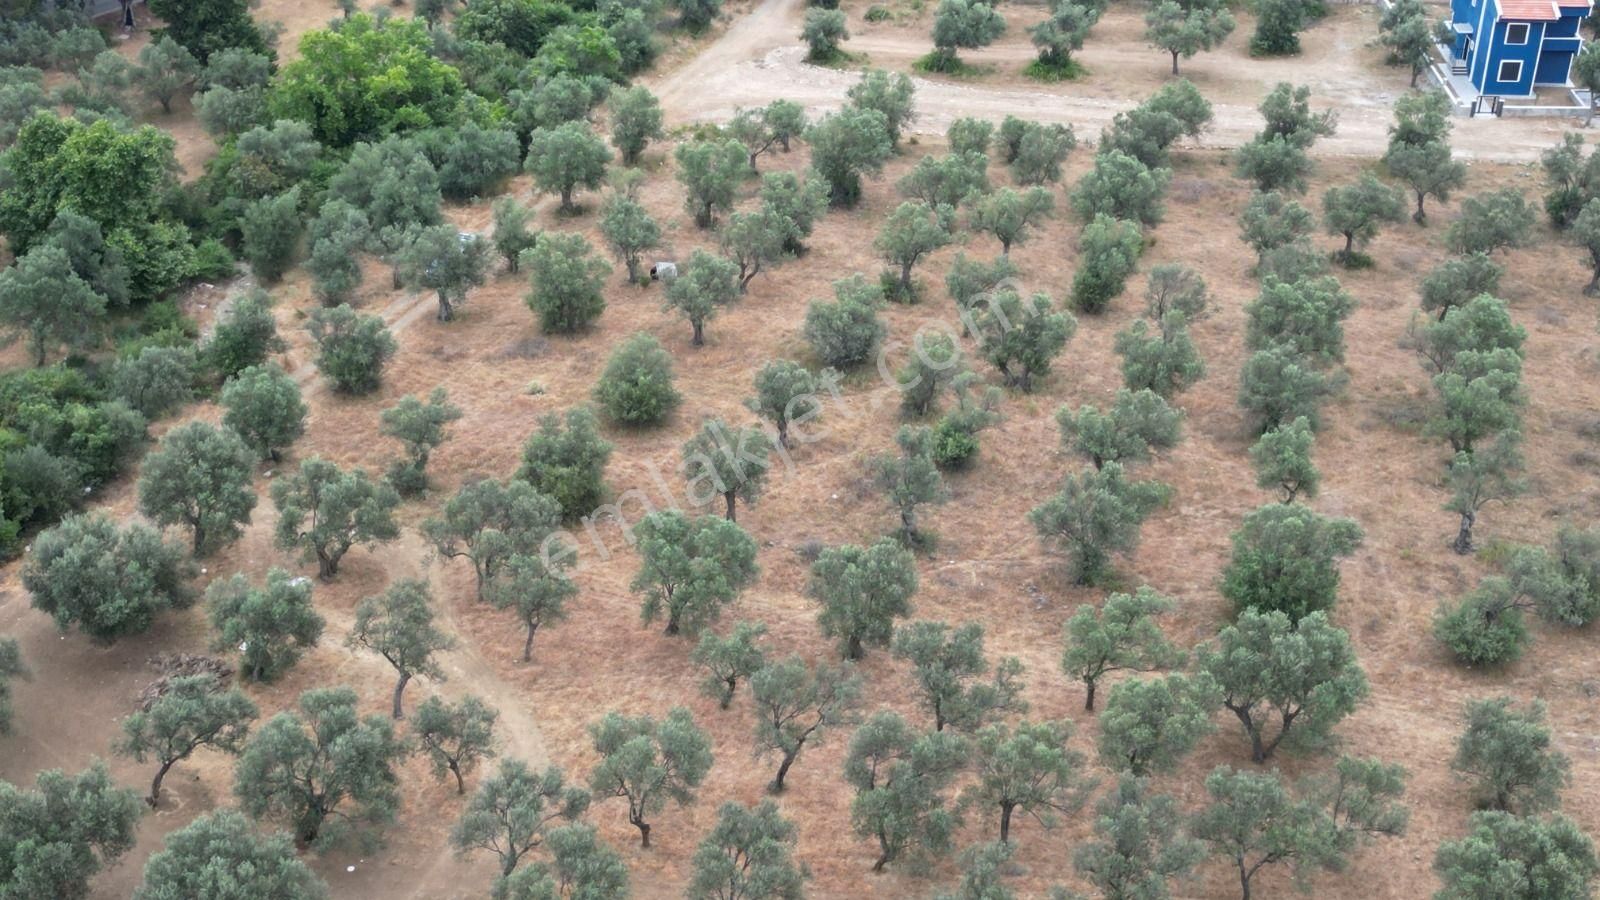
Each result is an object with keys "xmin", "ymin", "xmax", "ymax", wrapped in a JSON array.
[{"xmin": 594, "ymin": 332, "xmax": 680, "ymax": 426}]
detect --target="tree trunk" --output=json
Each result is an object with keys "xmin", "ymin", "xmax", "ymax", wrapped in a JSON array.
[
  {"xmin": 635, "ymin": 819, "xmax": 652, "ymax": 848},
  {"xmin": 724, "ymin": 491, "xmax": 737, "ymax": 521},
  {"xmin": 1000, "ymin": 236, "xmax": 1012, "ymax": 256},
  {"xmin": 1414, "ymin": 190, "xmax": 1427, "ymax": 224},
  {"xmin": 451, "ymin": 760, "xmax": 466, "ymax": 795},
  {"xmin": 1410, "ymin": 64, "xmax": 1420, "ymax": 88},
  {"xmin": 846, "ymin": 634, "xmax": 863, "ymax": 661},
  {"xmin": 719, "ymin": 678, "xmax": 737, "ymax": 709},
  {"xmin": 1171, "ymin": 50, "xmax": 1181, "ymax": 76},
  {"xmin": 692, "ymin": 319, "xmax": 705, "ymax": 346},
  {"xmin": 523, "ymin": 621, "xmax": 538, "ymax": 661},
  {"xmin": 999, "ymin": 802, "xmax": 1015, "ymax": 843},
  {"xmin": 147, "ymin": 759, "xmax": 175, "ymax": 807},
  {"xmin": 561, "ymin": 189, "xmax": 574, "ymax": 213},
  {"xmin": 625, "ymin": 257, "xmax": 640, "ymax": 282},
  {"xmin": 192, "ymin": 522, "xmax": 207, "ymax": 556},
  {"xmin": 437, "ymin": 293, "xmax": 453, "ymax": 322},
  {"xmin": 317, "ymin": 548, "xmax": 339, "ymax": 581},
  {"xmin": 899, "ymin": 261, "xmax": 914, "ymax": 294},
  {"xmin": 1084, "ymin": 677, "xmax": 1097, "ymax": 711},
  {"xmin": 1238, "ymin": 858, "xmax": 1253, "ymax": 900},
  {"xmin": 770, "ymin": 748, "xmax": 799, "ymax": 793},
  {"xmin": 392, "ymin": 672, "xmax": 411, "ymax": 719},
  {"xmin": 1588, "ymin": 253, "xmax": 1600, "ymax": 295},
  {"xmin": 1342, "ymin": 232, "xmax": 1355, "ymax": 260},
  {"xmin": 1454, "ymin": 510, "xmax": 1475, "ymax": 555}
]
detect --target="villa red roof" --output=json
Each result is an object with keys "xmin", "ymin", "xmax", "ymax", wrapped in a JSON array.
[{"xmin": 1498, "ymin": 0, "xmax": 1560, "ymax": 19}]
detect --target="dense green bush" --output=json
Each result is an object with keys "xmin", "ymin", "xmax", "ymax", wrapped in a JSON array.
[{"xmin": 595, "ymin": 332, "xmax": 681, "ymax": 426}]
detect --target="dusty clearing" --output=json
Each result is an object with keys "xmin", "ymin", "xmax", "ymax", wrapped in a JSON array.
[{"xmin": 4, "ymin": 0, "xmax": 1600, "ymax": 898}]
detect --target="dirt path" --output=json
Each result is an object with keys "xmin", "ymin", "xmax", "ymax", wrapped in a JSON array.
[{"xmin": 649, "ymin": 0, "xmax": 1577, "ymax": 162}]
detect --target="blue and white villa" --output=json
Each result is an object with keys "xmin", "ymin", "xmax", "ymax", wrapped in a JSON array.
[{"xmin": 1447, "ymin": 0, "xmax": 1591, "ymax": 97}]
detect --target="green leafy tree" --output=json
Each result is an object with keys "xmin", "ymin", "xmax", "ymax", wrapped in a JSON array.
[
  {"xmin": 205, "ymin": 289, "xmax": 284, "ymax": 379},
  {"xmin": 516, "ymin": 407, "xmax": 613, "ymax": 519},
  {"xmin": 207, "ymin": 568, "xmax": 325, "ymax": 682},
  {"xmin": 1572, "ymin": 197, "xmax": 1600, "ymax": 294},
  {"xmin": 0, "ymin": 245, "xmax": 106, "ymax": 366},
  {"xmin": 1239, "ymin": 190, "xmax": 1315, "ymax": 266},
  {"xmin": 116, "ymin": 674, "xmax": 256, "ymax": 807},
  {"xmin": 23, "ymin": 513, "xmax": 194, "ymax": 643},
  {"xmin": 892, "ymin": 620, "xmax": 1025, "ymax": 733},
  {"xmin": 1448, "ymin": 188, "xmax": 1536, "ymax": 256},
  {"xmin": 306, "ymin": 200, "xmax": 369, "ymax": 306},
  {"xmin": 747, "ymin": 360, "xmax": 821, "ymax": 449},
  {"xmin": 1028, "ymin": 0, "xmax": 1100, "ymax": 78},
  {"xmin": 146, "ymin": 0, "xmax": 268, "ymax": 62},
  {"xmin": 721, "ymin": 208, "xmax": 786, "ymax": 293},
  {"xmin": 1506, "ymin": 525, "xmax": 1600, "ymax": 626},
  {"xmin": 687, "ymin": 801, "xmax": 807, "ymax": 900},
  {"xmin": 348, "ymin": 579, "xmax": 454, "ymax": 718},
  {"xmin": 1386, "ymin": 140, "xmax": 1465, "ymax": 226},
  {"xmin": 675, "ymin": 138, "xmax": 747, "ymax": 227},
  {"xmin": 413, "ymin": 695, "xmax": 497, "ymax": 795},
  {"xmin": 240, "ymin": 188, "xmax": 303, "ymax": 284},
  {"xmin": 751, "ymin": 655, "xmax": 863, "ymax": 792},
  {"xmin": 113, "ymin": 345, "xmax": 195, "ymax": 421},
  {"xmin": 608, "ymin": 85, "xmax": 663, "ymax": 165},
  {"xmin": 1192, "ymin": 760, "xmax": 1407, "ymax": 900},
  {"xmin": 811, "ymin": 538, "xmax": 918, "ymax": 659},
  {"xmin": 1144, "ymin": 0, "xmax": 1235, "ymax": 75},
  {"xmin": 398, "ymin": 225, "xmax": 490, "ymax": 322},
  {"xmin": 1072, "ymin": 214, "xmax": 1145, "ymax": 314},
  {"xmin": 806, "ymin": 107, "xmax": 894, "ymax": 207},
  {"xmin": 1220, "ymin": 503, "xmax": 1363, "ymax": 619},
  {"xmin": 1428, "ymin": 347, "xmax": 1524, "ymax": 454},
  {"xmin": 306, "ymin": 305, "xmax": 397, "ymax": 395},
  {"xmin": 1061, "ymin": 586, "xmax": 1183, "ymax": 711},
  {"xmin": 132, "ymin": 35, "xmax": 199, "ymax": 114},
  {"xmin": 683, "ymin": 418, "xmax": 774, "ymax": 521},
  {"xmin": 1058, "ymin": 388, "xmax": 1183, "ymax": 469},
  {"xmin": 973, "ymin": 289, "xmax": 1078, "ymax": 391},
  {"xmin": 1237, "ymin": 346, "xmax": 1336, "ymax": 433},
  {"xmin": 219, "ymin": 365, "xmax": 302, "ymax": 461},
  {"xmin": 1452, "ymin": 697, "xmax": 1570, "ymax": 815},
  {"xmin": 1322, "ymin": 173, "xmax": 1404, "ymax": 265},
  {"xmin": 525, "ymin": 124, "xmax": 611, "ymax": 216},
  {"xmin": 234, "ymin": 686, "xmax": 405, "ymax": 846},
  {"xmin": 487, "ymin": 552, "xmax": 577, "ymax": 663},
  {"xmin": 970, "ymin": 187, "xmax": 1053, "ymax": 256},
  {"xmin": 927, "ymin": 0, "xmax": 1007, "ymax": 71},
  {"xmin": 525, "ymin": 232, "xmax": 611, "ymax": 334},
  {"xmin": 1246, "ymin": 274, "xmax": 1355, "ymax": 364},
  {"xmin": 1250, "ymin": 0, "xmax": 1306, "ymax": 56},
  {"xmin": 872, "ymin": 426, "xmax": 949, "ymax": 546},
  {"xmin": 897, "ymin": 333, "xmax": 966, "ymax": 419},
  {"xmin": 379, "ymin": 388, "xmax": 462, "ymax": 495},
  {"xmin": 876, "ymin": 201, "xmax": 953, "ymax": 300},
  {"xmin": 805, "ymin": 275, "xmax": 887, "ymax": 368},
  {"xmin": 847, "ymin": 69, "xmax": 917, "ymax": 146},
  {"xmin": 632, "ymin": 510, "xmax": 760, "ymax": 636},
  {"xmin": 803, "ymin": 7, "xmax": 850, "ymax": 61},
  {"xmin": 1445, "ymin": 431, "xmax": 1525, "ymax": 554},
  {"xmin": 1098, "ymin": 673, "xmax": 1215, "ymax": 775},
  {"xmin": 666, "ymin": 249, "xmax": 742, "ymax": 345},
  {"xmin": 1101, "ymin": 79, "xmax": 1214, "ymax": 168},
  {"xmin": 491, "ymin": 198, "xmax": 538, "ymax": 274},
  {"xmin": 599, "ymin": 193, "xmax": 660, "ymax": 284},
  {"xmin": 594, "ymin": 332, "xmax": 680, "ymax": 426},
  {"xmin": 1073, "ymin": 775, "xmax": 1205, "ymax": 900},
  {"xmin": 759, "ymin": 171, "xmax": 829, "ymax": 254},
  {"xmin": 270, "ymin": 15, "xmax": 464, "ymax": 147},
  {"xmin": 0, "ymin": 762, "xmax": 142, "ymax": 900},
  {"xmin": 133, "ymin": 810, "xmax": 328, "ymax": 900},
  {"xmin": 0, "ymin": 639, "xmax": 25, "ymax": 736},
  {"xmin": 1029, "ymin": 462, "xmax": 1172, "ymax": 585},
  {"xmin": 844, "ymin": 712, "xmax": 967, "ymax": 872},
  {"xmin": 589, "ymin": 707, "xmax": 713, "ymax": 846},
  {"xmin": 1421, "ymin": 253, "xmax": 1504, "ymax": 320},
  {"xmin": 693, "ymin": 621, "xmax": 768, "ymax": 709},
  {"xmin": 1073, "ymin": 150, "xmax": 1171, "ymax": 227},
  {"xmin": 1249, "ymin": 416, "xmax": 1319, "ymax": 503},
  {"xmin": 492, "ymin": 823, "xmax": 629, "ymax": 899},
  {"xmin": 1381, "ymin": 13, "xmax": 1438, "ymax": 87},
  {"xmin": 453, "ymin": 758, "xmax": 590, "ymax": 877},
  {"xmin": 1236, "ymin": 138, "xmax": 1314, "ymax": 195},
  {"xmin": 1198, "ymin": 609, "xmax": 1368, "ymax": 763},
  {"xmin": 424, "ymin": 477, "xmax": 565, "ymax": 600},
  {"xmin": 1433, "ymin": 576, "xmax": 1534, "ymax": 666},
  {"xmin": 1434, "ymin": 811, "xmax": 1598, "ymax": 900},
  {"xmin": 271, "ymin": 457, "xmax": 402, "ymax": 580},
  {"xmin": 1011, "ymin": 121, "xmax": 1078, "ymax": 185},
  {"xmin": 1115, "ymin": 312, "xmax": 1206, "ymax": 398},
  {"xmin": 1541, "ymin": 131, "xmax": 1600, "ymax": 228},
  {"xmin": 963, "ymin": 719, "xmax": 1091, "ymax": 844}
]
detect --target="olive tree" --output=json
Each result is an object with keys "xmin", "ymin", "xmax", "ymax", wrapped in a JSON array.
[
  {"xmin": 810, "ymin": 538, "xmax": 919, "ymax": 660},
  {"xmin": 136, "ymin": 421, "xmax": 256, "ymax": 556},
  {"xmin": 116, "ymin": 674, "xmax": 257, "ymax": 807},
  {"xmin": 632, "ymin": 510, "xmax": 759, "ymax": 636},
  {"xmin": 588, "ymin": 707, "xmax": 713, "ymax": 847},
  {"xmin": 973, "ymin": 290, "xmax": 1078, "ymax": 391},
  {"xmin": 665, "ymin": 249, "xmax": 742, "ymax": 345},
  {"xmin": 526, "ymin": 123, "xmax": 612, "ymax": 214},
  {"xmin": 133, "ymin": 810, "xmax": 327, "ymax": 900},
  {"xmin": 0, "ymin": 763, "xmax": 142, "ymax": 900},
  {"xmin": 1249, "ymin": 416, "xmax": 1320, "ymax": 502},
  {"xmin": 1058, "ymin": 388, "xmax": 1183, "ymax": 470},
  {"xmin": 892, "ymin": 620, "xmax": 1025, "ymax": 733},
  {"xmin": 1073, "ymin": 776, "xmax": 1205, "ymax": 900},
  {"xmin": 398, "ymin": 225, "xmax": 490, "ymax": 322},
  {"xmin": 412, "ymin": 695, "xmax": 497, "ymax": 795},
  {"xmin": 1434, "ymin": 811, "xmax": 1597, "ymax": 900},
  {"xmin": 1197, "ymin": 609, "xmax": 1368, "ymax": 763},
  {"xmin": 599, "ymin": 193, "xmax": 660, "ymax": 284},
  {"xmin": 306, "ymin": 305, "xmax": 396, "ymax": 394},
  {"xmin": 687, "ymin": 801, "xmax": 806, "ymax": 900},
  {"xmin": 379, "ymin": 388, "xmax": 462, "ymax": 495},
  {"xmin": 751, "ymin": 655, "xmax": 863, "ymax": 792},
  {"xmin": 452, "ymin": 759, "xmax": 589, "ymax": 877},
  {"xmin": 207, "ymin": 568, "xmax": 325, "ymax": 682},
  {"xmin": 24, "ymin": 513, "xmax": 195, "ymax": 643},
  {"xmin": 1220, "ymin": 502, "xmax": 1363, "ymax": 619},
  {"xmin": 675, "ymin": 138, "xmax": 746, "ymax": 227},
  {"xmin": 963, "ymin": 719, "xmax": 1091, "ymax": 844},
  {"xmin": 1451, "ymin": 696, "xmax": 1570, "ymax": 815},
  {"xmin": 271, "ymin": 457, "xmax": 401, "ymax": 580},
  {"xmin": 683, "ymin": 418, "xmax": 774, "ymax": 521},
  {"xmin": 525, "ymin": 232, "xmax": 611, "ymax": 334},
  {"xmin": 1029, "ymin": 463, "xmax": 1172, "ymax": 585},
  {"xmin": 746, "ymin": 360, "xmax": 821, "ymax": 449},
  {"xmin": 1144, "ymin": 0, "xmax": 1235, "ymax": 75},
  {"xmin": 347, "ymin": 579, "xmax": 454, "ymax": 719},
  {"xmin": 423, "ymin": 478, "xmax": 564, "ymax": 600},
  {"xmin": 1322, "ymin": 173, "xmax": 1405, "ymax": 265},
  {"xmin": 608, "ymin": 84, "xmax": 663, "ymax": 165},
  {"xmin": 692, "ymin": 621, "xmax": 768, "ymax": 709},
  {"xmin": 1061, "ymin": 586, "xmax": 1183, "ymax": 711},
  {"xmin": 806, "ymin": 107, "xmax": 894, "ymax": 207},
  {"xmin": 926, "ymin": 0, "xmax": 1007, "ymax": 72}
]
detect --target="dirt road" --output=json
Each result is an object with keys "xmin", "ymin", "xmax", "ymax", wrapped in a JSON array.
[{"xmin": 650, "ymin": 0, "xmax": 1579, "ymax": 162}]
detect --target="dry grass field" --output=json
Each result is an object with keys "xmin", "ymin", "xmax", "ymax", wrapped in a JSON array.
[{"xmin": 3, "ymin": 0, "xmax": 1600, "ymax": 898}]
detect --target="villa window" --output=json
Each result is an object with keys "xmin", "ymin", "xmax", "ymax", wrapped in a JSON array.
[
  {"xmin": 1506, "ymin": 23, "xmax": 1530, "ymax": 44},
  {"xmin": 1498, "ymin": 60, "xmax": 1523, "ymax": 81}
]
